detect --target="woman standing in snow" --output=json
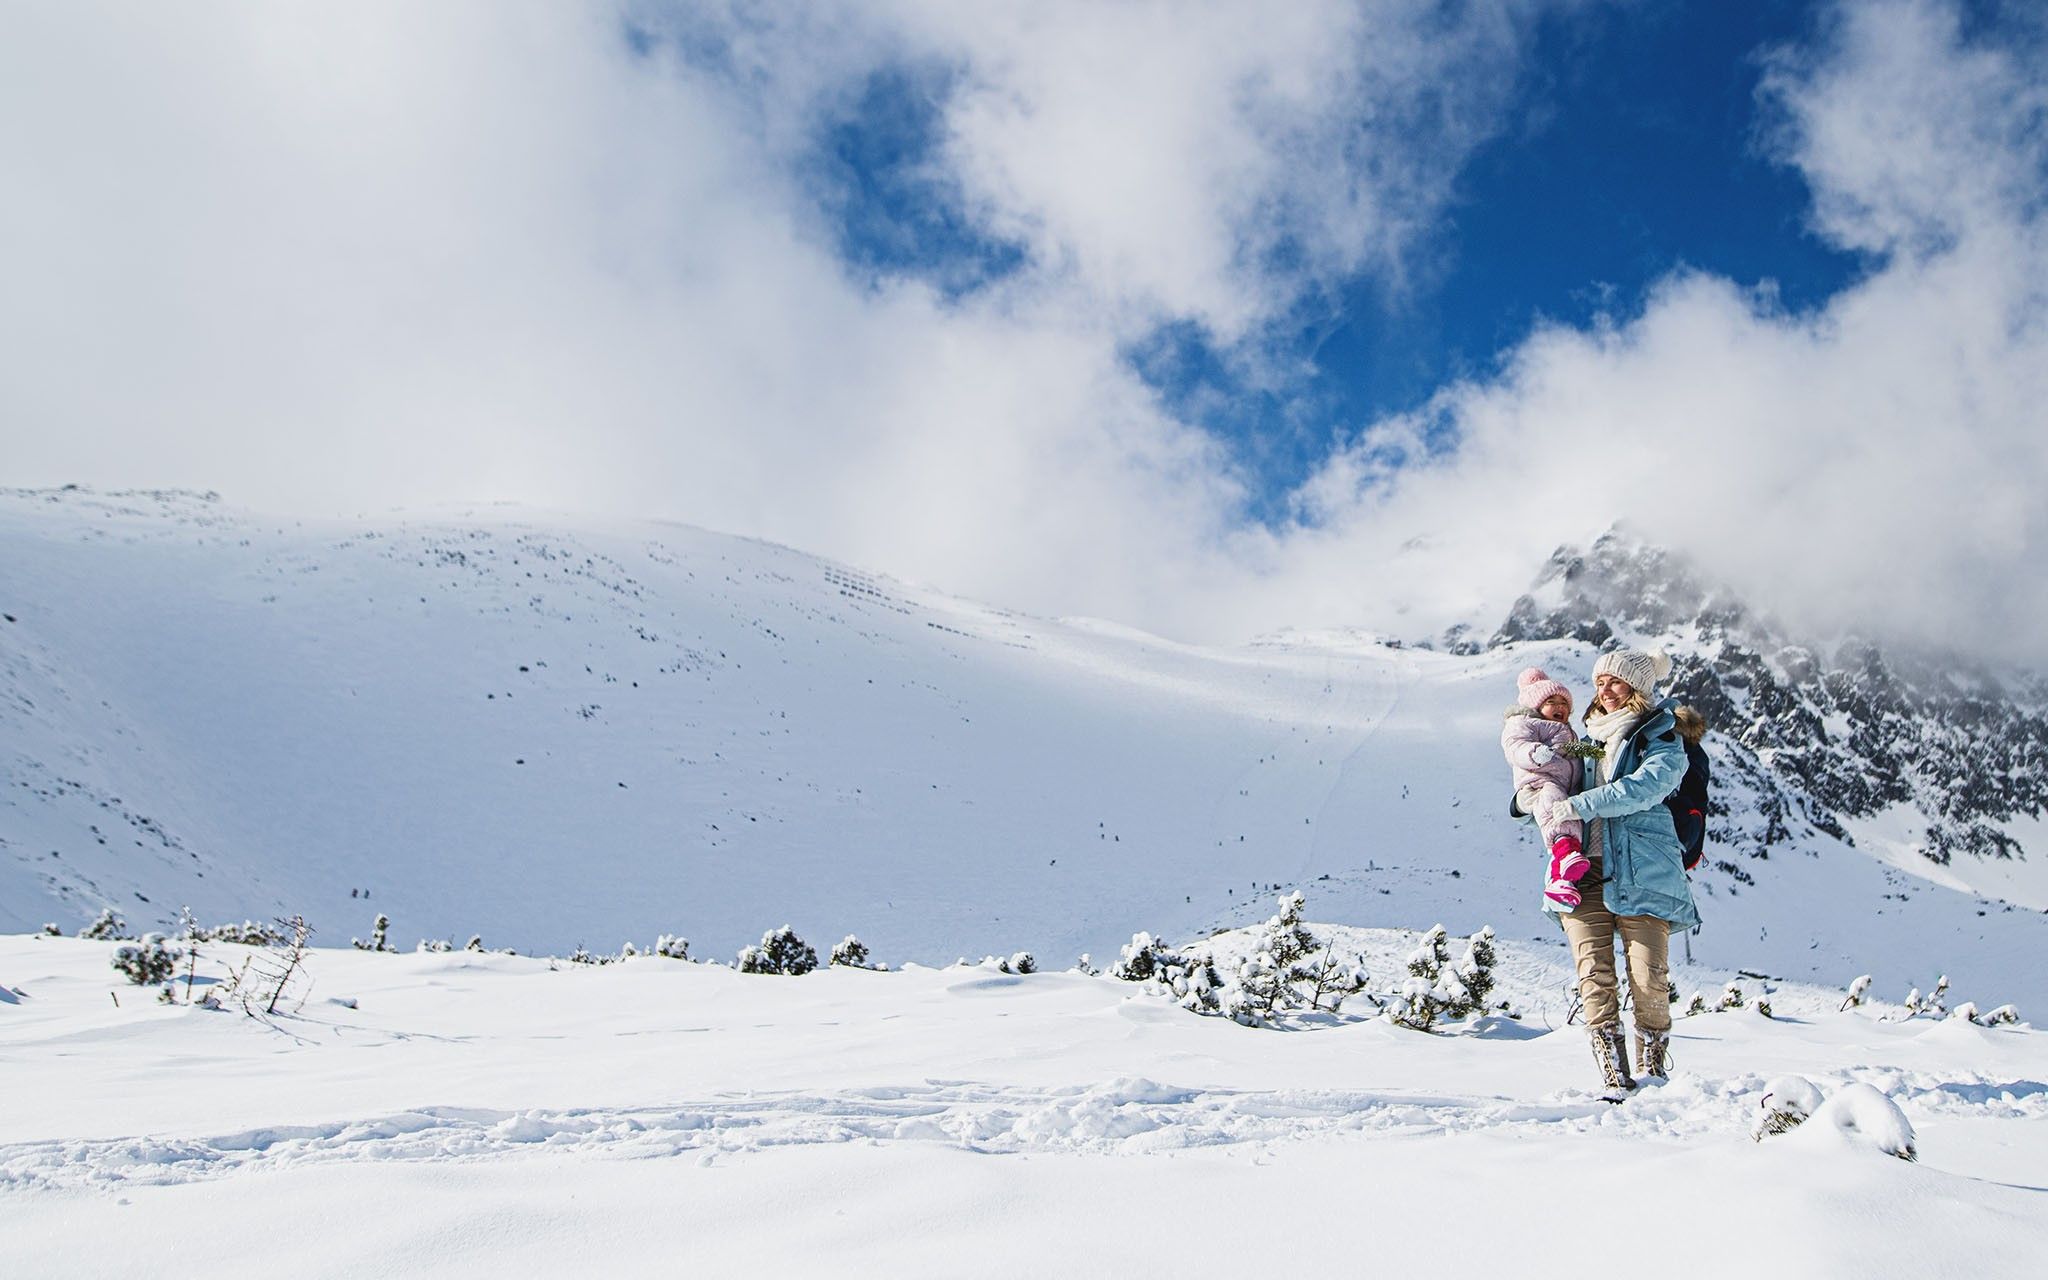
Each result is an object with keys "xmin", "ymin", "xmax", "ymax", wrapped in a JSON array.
[{"xmin": 1541, "ymin": 647, "xmax": 1701, "ymax": 1097}]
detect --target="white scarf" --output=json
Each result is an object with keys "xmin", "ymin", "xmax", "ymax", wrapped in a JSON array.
[
  {"xmin": 1583, "ymin": 705, "xmax": 1643, "ymax": 784},
  {"xmin": 1578, "ymin": 704, "xmax": 1643, "ymax": 867}
]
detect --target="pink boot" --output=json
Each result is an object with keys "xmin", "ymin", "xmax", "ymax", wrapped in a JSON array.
[
  {"xmin": 1550, "ymin": 835, "xmax": 1589, "ymax": 883},
  {"xmin": 1545, "ymin": 876, "xmax": 1582, "ymax": 909}
]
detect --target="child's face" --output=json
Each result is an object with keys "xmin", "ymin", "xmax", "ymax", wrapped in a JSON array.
[{"xmin": 1538, "ymin": 693, "xmax": 1572, "ymax": 723}]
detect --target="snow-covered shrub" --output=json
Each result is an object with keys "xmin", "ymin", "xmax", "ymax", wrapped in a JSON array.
[
  {"xmin": 1384, "ymin": 924, "xmax": 1495, "ymax": 1032},
  {"xmin": 1684, "ymin": 992, "xmax": 1708, "ymax": 1017},
  {"xmin": 737, "ymin": 926, "xmax": 818, "ymax": 975},
  {"xmin": 1901, "ymin": 986, "xmax": 1924, "ymax": 1016},
  {"xmin": 830, "ymin": 935, "xmax": 871, "ymax": 968},
  {"xmin": 1163, "ymin": 951, "xmax": 1226, "ymax": 1016},
  {"xmin": 111, "ymin": 934, "xmax": 176, "ymax": 986},
  {"xmin": 1223, "ymin": 894, "xmax": 1318, "ymax": 1025},
  {"xmin": 41, "ymin": 923, "xmax": 60, "ymax": 936},
  {"xmin": 1009, "ymin": 951, "xmax": 1037, "ymax": 976},
  {"xmin": 197, "ymin": 920, "xmax": 288, "ymax": 947},
  {"xmin": 654, "ymin": 934, "xmax": 689, "ymax": 960},
  {"xmin": 619, "ymin": 941, "xmax": 639, "ymax": 958},
  {"xmin": 1755, "ymin": 993, "xmax": 1774, "ymax": 1019},
  {"xmin": 1113, "ymin": 931, "xmax": 1225, "ymax": 1014},
  {"xmin": 80, "ymin": 908, "xmax": 131, "ymax": 941},
  {"xmin": 1982, "ymin": 1004, "xmax": 2020, "ymax": 1026},
  {"xmin": 1455, "ymin": 927, "xmax": 1498, "ymax": 1013},
  {"xmin": 1111, "ymin": 932, "xmax": 1170, "ymax": 982},
  {"xmin": 351, "ymin": 914, "xmax": 394, "ymax": 953},
  {"xmin": 1752, "ymin": 1075, "xmax": 1823, "ymax": 1140},
  {"xmin": 1950, "ymin": 1000, "xmax": 1979, "ymax": 1023},
  {"xmin": 465, "ymin": 935, "xmax": 486, "ymax": 952},
  {"xmin": 1300, "ymin": 947, "xmax": 1370, "ymax": 1014},
  {"xmin": 418, "ymin": 938, "xmax": 454, "ymax": 953},
  {"xmin": 1840, "ymin": 974, "xmax": 1873, "ymax": 1011},
  {"xmin": 1928, "ymin": 975, "xmax": 1950, "ymax": 1016},
  {"xmin": 1715, "ymin": 981, "xmax": 1745, "ymax": 1012},
  {"xmin": 1073, "ymin": 954, "xmax": 1100, "ymax": 976}
]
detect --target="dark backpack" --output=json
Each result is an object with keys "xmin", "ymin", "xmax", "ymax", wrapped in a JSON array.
[{"xmin": 1664, "ymin": 736, "xmax": 1710, "ymax": 871}]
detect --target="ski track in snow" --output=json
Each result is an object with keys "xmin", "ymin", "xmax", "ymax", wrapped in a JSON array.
[{"xmin": 6, "ymin": 1067, "xmax": 2043, "ymax": 1193}]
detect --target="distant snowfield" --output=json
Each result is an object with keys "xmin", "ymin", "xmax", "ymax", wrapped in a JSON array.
[
  {"xmin": 3, "ymin": 934, "xmax": 2045, "ymax": 1276},
  {"xmin": 4, "ymin": 487, "xmax": 2047, "ymax": 1013}
]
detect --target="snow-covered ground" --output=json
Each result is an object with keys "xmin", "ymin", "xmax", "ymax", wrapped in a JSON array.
[{"xmin": 3, "ymin": 931, "xmax": 2044, "ymax": 1276}]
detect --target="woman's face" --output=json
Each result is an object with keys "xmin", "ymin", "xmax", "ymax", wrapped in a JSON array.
[
  {"xmin": 1594, "ymin": 673, "xmax": 1635, "ymax": 712},
  {"xmin": 1538, "ymin": 693, "xmax": 1572, "ymax": 723}
]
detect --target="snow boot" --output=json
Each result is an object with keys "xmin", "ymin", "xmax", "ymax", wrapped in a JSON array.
[
  {"xmin": 1544, "ymin": 876, "xmax": 1582, "ymax": 909},
  {"xmin": 1635, "ymin": 1027, "xmax": 1671, "ymax": 1083},
  {"xmin": 1588, "ymin": 1025, "xmax": 1635, "ymax": 1100},
  {"xmin": 1549, "ymin": 835, "xmax": 1589, "ymax": 883}
]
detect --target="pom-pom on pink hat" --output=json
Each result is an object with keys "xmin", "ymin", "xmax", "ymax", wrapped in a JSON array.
[{"xmin": 1517, "ymin": 667, "xmax": 1572, "ymax": 712}]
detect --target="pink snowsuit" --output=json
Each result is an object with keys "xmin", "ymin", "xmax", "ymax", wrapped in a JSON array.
[{"xmin": 1502, "ymin": 707, "xmax": 1584, "ymax": 849}]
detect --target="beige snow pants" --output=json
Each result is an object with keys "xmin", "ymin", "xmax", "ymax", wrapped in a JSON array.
[{"xmin": 1558, "ymin": 861, "xmax": 1672, "ymax": 1033}]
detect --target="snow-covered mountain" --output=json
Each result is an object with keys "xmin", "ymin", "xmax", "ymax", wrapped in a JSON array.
[{"xmin": 3, "ymin": 488, "xmax": 2043, "ymax": 1006}]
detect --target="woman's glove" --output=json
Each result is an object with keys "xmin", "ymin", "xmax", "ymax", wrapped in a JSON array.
[
  {"xmin": 1529, "ymin": 744, "xmax": 1555, "ymax": 765},
  {"xmin": 1545, "ymin": 799, "xmax": 1580, "ymax": 829}
]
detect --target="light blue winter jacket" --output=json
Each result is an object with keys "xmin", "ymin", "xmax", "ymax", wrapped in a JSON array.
[{"xmin": 1556, "ymin": 697, "xmax": 1702, "ymax": 933}]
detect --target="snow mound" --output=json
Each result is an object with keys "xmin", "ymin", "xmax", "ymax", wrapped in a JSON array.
[{"xmin": 1783, "ymin": 1082, "xmax": 1917, "ymax": 1162}]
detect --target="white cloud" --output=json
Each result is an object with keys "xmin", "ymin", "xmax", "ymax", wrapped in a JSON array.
[{"xmin": 2, "ymin": 1, "xmax": 2043, "ymax": 666}]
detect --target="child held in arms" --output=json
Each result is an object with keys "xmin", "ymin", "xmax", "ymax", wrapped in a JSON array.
[{"xmin": 1502, "ymin": 668, "xmax": 1594, "ymax": 908}]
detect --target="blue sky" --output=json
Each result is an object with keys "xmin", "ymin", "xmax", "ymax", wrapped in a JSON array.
[{"xmin": 804, "ymin": 1, "xmax": 1880, "ymax": 516}]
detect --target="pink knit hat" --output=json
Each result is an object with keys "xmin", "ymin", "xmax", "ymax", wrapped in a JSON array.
[{"xmin": 1517, "ymin": 666, "xmax": 1572, "ymax": 713}]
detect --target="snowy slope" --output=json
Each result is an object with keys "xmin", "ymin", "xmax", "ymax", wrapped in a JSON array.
[
  {"xmin": 3, "ymin": 488, "xmax": 2044, "ymax": 1009},
  {"xmin": 2, "ymin": 932, "xmax": 2044, "ymax": 1277}
]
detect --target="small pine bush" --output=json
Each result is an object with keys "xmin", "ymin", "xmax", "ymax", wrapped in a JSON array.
[
  {"xmin": 80, "ymin": 908, "xmax": 131, "ymax": 941},
  {"xmin": 830, "ymin": 935, "xmax": 871, "ymax": 968},
  {"xmin": 112, "ymin": 934, "xmax": 177, "ymax": 985},
  {"xmin": 738, "ymin": 926, "xmax": 818, "ymax": 975},
  {"xmin": 1716, "ymin": 981, "xmax": 1745, "ymax": 1012},
  {"xmin": 1840, "ymin": 974, "xmax": 1873, "ymax": 1010},
  {"xmin": 1112, "ymin": 931, "xmax": 1224, "ymax": 1015},
  {"xmin": 351, "ymin": 914, "xmax": 394, "ymax": 953},
  {"xmin": 198, "ymin": 920, "xmax": 288, "ymax": 947},
  {"xmin": 654, "ymin": 934, "xmax": 690, "ymax": 960},
  {"xmin": 1385, "ymin": 924, "xmax": 1493, "ymax": 1032}
]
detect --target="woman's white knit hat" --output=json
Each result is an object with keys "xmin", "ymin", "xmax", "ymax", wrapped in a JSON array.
[{"xmin": 1593, "ymin": 647, "xmax": 1672, "ymax": 695}]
